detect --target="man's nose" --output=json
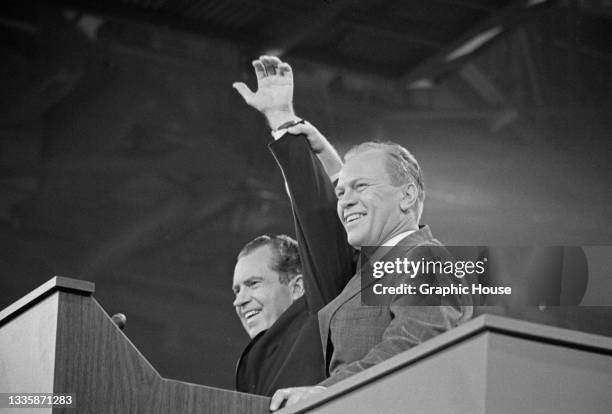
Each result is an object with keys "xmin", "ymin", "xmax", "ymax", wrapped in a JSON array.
[
  {"xmin": 338, "ymin": 188, "xmax": 357, "ymax": 210},
  {"xmin": 233, "ymin": 289, "xmax": 249, "ymax": 307}
]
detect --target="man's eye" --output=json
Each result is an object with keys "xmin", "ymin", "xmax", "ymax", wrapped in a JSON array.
[
  {"xmin": 355, "ymin": 183, "xmax": 367, "ymax": 191},
  {"xmin": 335, "ymin": 190, "xmax": 344, "ymax": 199}
]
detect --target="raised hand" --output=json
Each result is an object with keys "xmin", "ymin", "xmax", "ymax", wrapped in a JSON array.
[{"xmin": 233, "ymin": 55, "xmax": 298, "ymax": 129}]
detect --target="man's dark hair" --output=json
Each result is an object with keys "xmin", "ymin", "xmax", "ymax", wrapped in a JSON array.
[{"xmin": 237, "ymin": 234, "xmax": 301, "ymax": 284}]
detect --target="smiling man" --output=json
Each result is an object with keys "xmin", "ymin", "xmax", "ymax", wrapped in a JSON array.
[
  {"xmin": 232, "ymin": 56, "xmax": 473, "ymax": 411},
  {"xmin": 233, "ymin": 234, "xmax": 331, "ymax": 397},
  {"xmin": 230, "ymin": 52, "xmax": 357, "ymax": 397},
  {"xmin": 336, "ymin": 142, "xmax": 424, "ymax": 248},
  {"xmin": 268, "ymin": 136, "xmax": 472, "ymax": 410},
  {"xmin": 230, "ymin": 156, "xmax": 355, "ymax": 397},
  {"xmin": 233, "ymin": 235, "xmax": 304, "ymax": 339}
]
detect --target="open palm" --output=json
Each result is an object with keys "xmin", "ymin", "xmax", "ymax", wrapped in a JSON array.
[{"xmin": 233, "ymin": 56, "xmax": 294, "ymax": 119}]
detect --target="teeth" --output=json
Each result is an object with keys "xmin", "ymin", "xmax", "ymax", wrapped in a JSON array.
[
  {"xmin": 345, "ymin": 213, "xmax": 364, "ymax": 223},
  {"xmin": 244, "ymin": 310, "xmax": 261, "ymax": 319}
]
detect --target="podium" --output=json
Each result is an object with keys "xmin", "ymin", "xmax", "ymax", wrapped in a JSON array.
[
  {"xmin": 278, "ymin": 310, "xmax": 612, "ymax": 414},
  {"xmin": 2, "ymin": 277, "xmax": 611, "ymax": 414},
  {"xmin": 0, "ymin": 277, "xmax": 270, "ymax": 414}
]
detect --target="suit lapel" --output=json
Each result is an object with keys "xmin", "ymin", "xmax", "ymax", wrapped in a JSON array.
[
  {"xmin": 318, "ymin": 271, "xmax": 360, "ymax": 359},
  {"xmin": 358, "ymin": 225, "xmax": 437, "ymax": 293},
  {"xmin": 328, "ymin": 226, "xmax": 435, "ymax": 304},
  {"xmin": 318, "ymin": 225, "xmax": 438, "ymax": 365}
]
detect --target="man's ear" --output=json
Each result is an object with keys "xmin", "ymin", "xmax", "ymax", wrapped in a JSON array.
[
  {"xmin": 289, "ymin": 274, "xmax": 304, "ymax": 301},
  {"xmin": 399, "ymin": 183, "xmax": 417, "ymax": 212}
]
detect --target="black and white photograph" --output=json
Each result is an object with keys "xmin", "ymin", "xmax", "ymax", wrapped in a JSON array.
[{"xmin": 1, "ymin": 0, "xmax": 611, "ymax": 412}]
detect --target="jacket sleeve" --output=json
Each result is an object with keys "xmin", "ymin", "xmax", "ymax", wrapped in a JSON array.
[
  {"xmin": 319, "ymin": 303, "xmax": 464, "ymax": 386},
  {"xmin": 269, "ymin": 134, "xmax": 356, "ymax": 312}
]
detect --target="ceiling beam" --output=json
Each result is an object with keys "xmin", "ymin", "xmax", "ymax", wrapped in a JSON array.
[
  {"xmin": 458, "ymin": 63, "xmax": 507, "ymax": 106},
  {"xmin": 458, "ymin": 64, "xmax": 519, "ymax": 131},
  {"xmin": 399, "ymin": 0, "xmax": 558, "ymax": 87},
  {"xmin": 385, "ymin": 105, "xmax": 610, "ymax": 121},
  {"xmin": 517, "ymin": 27, "xmax": 545, "ymax": 106},
  {"xmin": 261, "ymin": 0, "xmax": 376, "ymax": 55},
  {"xmin": 36, "ymin": 0, "xmax": 259, "ymax": 46},
  {"xmin": 343, "ymin": 19, "xmax": 444, "ymax": 49}
]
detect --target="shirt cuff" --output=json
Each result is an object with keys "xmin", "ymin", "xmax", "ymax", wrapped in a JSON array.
[
  {"xmin": 270, "ymin": 119, "xmax": 304, "ymax": 140},
  {"xmin": 271, "ymin": 128, "xmax": 289, "ymax": 140}
]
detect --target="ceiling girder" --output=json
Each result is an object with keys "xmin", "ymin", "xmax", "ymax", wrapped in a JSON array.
[{"xmin": 399, "ymin": 0, "xmax": 558, "ymax": 87}]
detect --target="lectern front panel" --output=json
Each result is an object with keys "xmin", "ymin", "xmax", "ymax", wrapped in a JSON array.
[
  {"xmin": 485, "ymin": 332, "xmax": 612, "ymax": 413},
  {"xmin": 293, "ymin": 333, "xmax": 490, "ymax": 414},
  {"xmin": 0, "ymin": 293, "xmax": 59, "ymax": 414}
]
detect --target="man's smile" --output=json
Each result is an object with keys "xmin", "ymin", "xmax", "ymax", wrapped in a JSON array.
[
  {"xmin": 343, "ymin": 211, "xmax": 367, "ymax": 225},
  {"xmin": 242, "ymin": 308, "xmax": 262, "ymax": 322}
]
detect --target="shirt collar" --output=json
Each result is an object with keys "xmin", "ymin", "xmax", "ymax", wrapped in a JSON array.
[{"xmin": 382, "ymin": 229, "xmax": 417, "ymax": 247}]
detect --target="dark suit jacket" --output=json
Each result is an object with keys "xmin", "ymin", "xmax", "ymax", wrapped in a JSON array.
[
  {"xmin": 235, "ymin": 297, "xmax": 323, "ymax": 395},
  {"xmin": 235, "ymin": 134, "xmax": 355, "ymax": 396},
  {"xmin": 318, "ymin": 227, "xmax": 474, "ymax": 387}
]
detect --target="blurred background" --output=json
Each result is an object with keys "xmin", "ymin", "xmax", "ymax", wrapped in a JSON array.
[{"xmin": 0, "ymin": 0, "xmax": 610, "ymax": 389}]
